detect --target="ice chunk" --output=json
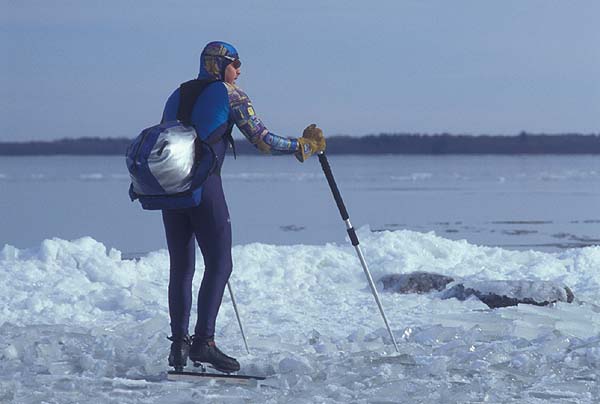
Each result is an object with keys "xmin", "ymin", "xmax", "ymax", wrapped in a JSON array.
[
  {"xmin": 48, "ymin": 361, "xmax": 76, "ymax": 376},
  {"xmin": 347, "ymin": 328, "xmax": 366, "ymax": 343},
  {"xmin": 53, "ymin": 378, "xmax": 77, "ymax": 392},
  {"xmin": 586, "ymin": 347, "xmax": 600, "ymax": 368},
  {"xmin": 1, "ymin": 244, "xmax": 20, "ymax": 260},
  {"xmin": 2, "ymin": 344, "xmax": 19, "ymax": 360},
  {"xmin": 308, "ymin": 329, "xmax": 321, "ymax": 345},
  {"xmin": 0, "ymin": 382, "xmax": 15, "ymax": 403},
  {"xmin": 412, "ymin": 325, "xmax": 461, "ymax": 345},
  {"xmin": 278, "ymin": 355, "xmax": 314, "ymax": 375}
]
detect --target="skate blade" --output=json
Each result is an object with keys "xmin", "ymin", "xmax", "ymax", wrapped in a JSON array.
[
  {"xmin": 167, "ymin": 370, "xmax": 265, "ymax": 384},
  {"xmin": 192, "ymin": 361, "xmax": 240, "ymax": 375}
]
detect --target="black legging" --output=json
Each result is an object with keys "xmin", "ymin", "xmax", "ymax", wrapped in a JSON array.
[{"xmin": 162, "ymin": 173, "xmax": 232, "ymax": 340}]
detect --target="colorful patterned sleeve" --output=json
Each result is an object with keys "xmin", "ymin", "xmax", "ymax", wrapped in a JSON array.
[{"xmin": 225, "ymin": 83, "xmax": 299, "ymax": 154}]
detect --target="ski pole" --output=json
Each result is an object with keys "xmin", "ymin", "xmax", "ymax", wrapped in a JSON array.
[
  {"xmin": 317, "ymin": 152, "xmax": 400, "ymax": 353},
  {"xmin": 227, "ymin": 281, "xmax": 250, "ymax": 354}
]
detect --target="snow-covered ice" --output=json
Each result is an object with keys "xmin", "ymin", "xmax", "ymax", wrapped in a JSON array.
[{"xmin": 1, "ymin": 229, "xmax": 600, "ymax": 403}]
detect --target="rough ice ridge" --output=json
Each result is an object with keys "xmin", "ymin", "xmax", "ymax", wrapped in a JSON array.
[{"xmin": 1, "ymin": 229, "xmax": 599, "ymax": 403}]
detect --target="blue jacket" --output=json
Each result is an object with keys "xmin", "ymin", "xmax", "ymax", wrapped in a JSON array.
[{"xmin": 162, "ymin": 41, "xmax": 298, "ymax": 171}]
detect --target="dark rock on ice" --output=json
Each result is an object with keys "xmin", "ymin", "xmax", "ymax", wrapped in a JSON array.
[
  {"xmin": 441, "ymin": 280, "xmax": 574, "ymax": 309},
  {"xmin": 379, "ymin": 272, "xmax": 575, "ymax": 309},
  {"xmin": 379, "ymin": 272, "xmax": 455, "ymax": 294}
]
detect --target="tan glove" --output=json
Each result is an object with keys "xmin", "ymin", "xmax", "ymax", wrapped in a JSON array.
[{"xmin": 295, "ymin": 124, "xmax": 326, "ymax": 162}]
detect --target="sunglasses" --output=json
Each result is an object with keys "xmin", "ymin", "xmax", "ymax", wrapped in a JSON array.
[{"xmin": 217, "ymin": 55, "xmax": 242, "ymax": 68}]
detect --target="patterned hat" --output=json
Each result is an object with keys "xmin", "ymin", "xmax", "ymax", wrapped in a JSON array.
[{"xmin": 198, "ymin": 41, "xmax": 239, "ymax": 81}]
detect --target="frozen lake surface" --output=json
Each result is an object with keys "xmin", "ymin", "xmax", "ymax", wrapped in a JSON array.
[
  {"xmin": 1, "ymin": 231, "xmax": 599, "ymax": 403},
  {"xmin": 1, "ymin": 154, "xmax": 600, "ymax": 402},
  {"xmin": 1, "ymin": 154, "xmax": 599, "ymax": 254}
]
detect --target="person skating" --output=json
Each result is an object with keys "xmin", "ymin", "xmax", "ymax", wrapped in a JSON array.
[{"xmin": 161, "ymin": 41, "xmax": 326, "ymax": 372}]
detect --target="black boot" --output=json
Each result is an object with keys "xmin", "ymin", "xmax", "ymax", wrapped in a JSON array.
[
  {"xmin": 189, "ymin": 336, "xmax": 240, "ymax": 373},
  {"xmin": 168, "ymin": 335, "xmax": 191, "ymax": 371}
]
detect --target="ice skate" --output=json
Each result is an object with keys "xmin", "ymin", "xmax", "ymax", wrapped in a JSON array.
[
  {"xmin": 167, "ymin": 335, "xmax": 191, "ymax": 372},
  {"xmin": 189, "ymin": 336, "xmax": 240, "ymax": 373}
]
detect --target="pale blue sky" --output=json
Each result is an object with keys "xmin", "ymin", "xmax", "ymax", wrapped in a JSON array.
[{"xmin": 1, "ymin": 0, "xmax": 599, "ymax": 141}]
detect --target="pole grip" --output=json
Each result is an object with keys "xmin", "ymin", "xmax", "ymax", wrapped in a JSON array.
[
  {"xmin": 346, "ymin": 227, "xmax": 359, "ymax": 247},
  {"xmin": 318, "ymin": 153, "xmax": 350, "ymax": 221}
]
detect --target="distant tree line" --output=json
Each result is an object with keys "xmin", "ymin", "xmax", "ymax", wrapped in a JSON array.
[
  {"xmin": 324, "ymin": 132, "xmax": 600, "ymax": 154},
  {"xmin": 1, "ymin": 132, "xmax": 600, "ymax": 155},
  {"xmin": 0, "ymin": 137, "xmax": 130, "ymax": 156}
]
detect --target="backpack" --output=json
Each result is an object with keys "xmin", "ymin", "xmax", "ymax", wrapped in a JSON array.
[{"xmin": 126, "ymin": 79, "xmax": 228, "ymax": 210}]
